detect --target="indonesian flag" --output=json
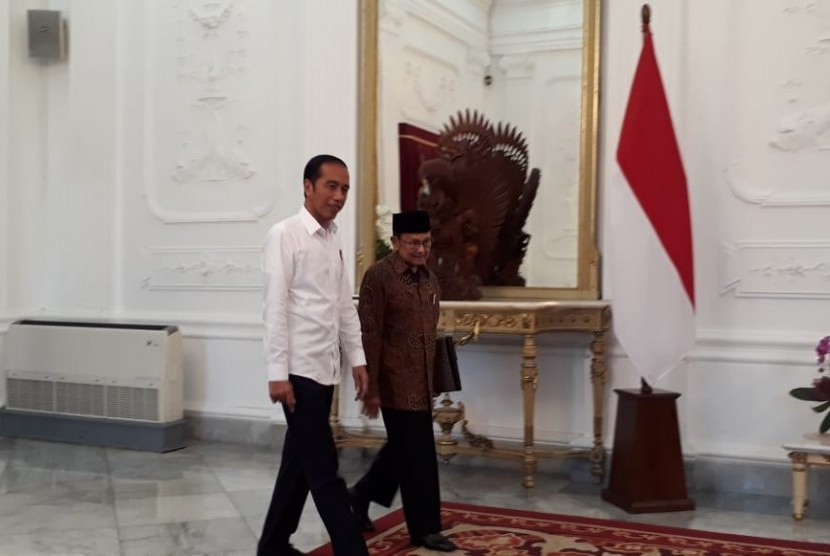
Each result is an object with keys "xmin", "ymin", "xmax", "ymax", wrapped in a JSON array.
[{"xmin": 607, "ymin": 10, "xmax": 695, "ymax": 382}]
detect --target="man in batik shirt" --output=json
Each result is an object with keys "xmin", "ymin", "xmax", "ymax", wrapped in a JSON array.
[{"xmin": 349, "ymin": 210, "xmax": 457, "ymax": 553}]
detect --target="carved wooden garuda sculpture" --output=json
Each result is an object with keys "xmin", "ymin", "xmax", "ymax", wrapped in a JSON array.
[{"xmin": 417, "ymin": 110, "xmax": 540, "ymax": 300}]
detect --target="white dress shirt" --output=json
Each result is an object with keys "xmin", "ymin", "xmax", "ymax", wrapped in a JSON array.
[{"xmin": 262, "ymin": 206, "xmax": 366, "ymax": 384}]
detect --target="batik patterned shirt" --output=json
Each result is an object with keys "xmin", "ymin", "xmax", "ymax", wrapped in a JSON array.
[{"xmin": 358, "ymin": 252, "xmax": 440, "ymax": 411}]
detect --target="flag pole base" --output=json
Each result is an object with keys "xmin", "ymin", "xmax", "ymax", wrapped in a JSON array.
[{"xmin": 601, "ymin": 388, "xmax": 695, "ymax": 514}]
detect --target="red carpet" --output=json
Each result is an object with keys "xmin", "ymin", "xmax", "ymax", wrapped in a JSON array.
[{"xmin": 309, "ymin": 502, "xmax": 830, "ymax": 555}]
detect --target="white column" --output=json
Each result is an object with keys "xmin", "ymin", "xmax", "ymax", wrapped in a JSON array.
[
  {"xmin": 0, "ymin": 1, "xmax": 10, "ymax": 313},
  {"xmin": 299, "ymin": 0, "xmax": 360, "ymax": 279}
]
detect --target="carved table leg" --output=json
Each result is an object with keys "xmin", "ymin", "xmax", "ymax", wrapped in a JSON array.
[
  {"xmin": 521, "ymin": 334, "xmax": 539, "ymax": 488},
  {"xmin": 789, "ymin": 451, "xmax": 808, "ymax": 520},
  {"xmin": 589, "ymin": 316, "xmax": 610, "ymax": 482}
]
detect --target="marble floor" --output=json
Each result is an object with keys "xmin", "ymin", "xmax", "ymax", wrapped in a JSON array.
[{"xmin": 1, "ymin": 437, "xmax": 829, "ymax": 555}]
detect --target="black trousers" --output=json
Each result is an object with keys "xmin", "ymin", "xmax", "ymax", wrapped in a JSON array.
[
  {"xmin": 258, "ymin": 375, "xmax": 368, "ymax": 556},
  {"xmin": 352, "ymin": 407, "xmax": 441, "ymax": 541}
]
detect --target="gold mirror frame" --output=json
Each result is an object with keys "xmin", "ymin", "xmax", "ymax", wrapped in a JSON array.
[{"xmin": 356, "ymin": 0, "xmax": 601, "ymax": 300}]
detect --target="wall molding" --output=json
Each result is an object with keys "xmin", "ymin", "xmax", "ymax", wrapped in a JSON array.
[
  {"xmin": 401, "ymin": 0, "xmax": 489, "ymax": 48},
  {"xmin": 720, "ymin": 240, "xmax": 830, "ymax": 299},
  {"xmin": 725, "ymin": 164, "xmax": 830, "ymax": 207},
  {"xmin": 490, "ymin": 0, "xmax": 582, "ymax": 55},
  {"xmin": 491, "ymin": 24, "xmax": 582, "ymax": 56},
  {"xmin": 142, "ymin": 245, "xmax": 261, "ymax": 292},
  {"xmin": 689, "ymin": 327, "xmax": 818, "ymax": 367},
  {"xmin": 144, "ymin": 197, "xmax": 274, "ymax": 224}
]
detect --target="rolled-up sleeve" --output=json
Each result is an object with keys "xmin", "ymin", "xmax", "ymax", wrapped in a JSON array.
[{"xmin": 262, "ymin": 226, "xmax": 292, "ymax": 382}]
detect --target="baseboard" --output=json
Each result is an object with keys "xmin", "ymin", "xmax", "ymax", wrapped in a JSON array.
[
  {"xmin": 184, "ymin": 410, "xmax": 284, "ymax": 446},
  {"xmin": 688, "ymin": 454, "xmax": 829, "ymax": 500},
  {"xmin": 181, "ymin": 411, "xmax": 830, "ymax": 500}
]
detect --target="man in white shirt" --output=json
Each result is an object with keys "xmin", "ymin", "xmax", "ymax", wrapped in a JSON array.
[{"xmin": 258, "ymin": 154, "xmax": 370, "ymax": 556}]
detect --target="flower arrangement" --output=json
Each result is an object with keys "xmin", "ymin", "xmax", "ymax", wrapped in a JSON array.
[
  {"xmin": 789, "ymin": 336, "xmax": 830, "ymax": 433},
  {"xmin": 375, "ymin": 204, "xmax": 393, "ymax": 260}
]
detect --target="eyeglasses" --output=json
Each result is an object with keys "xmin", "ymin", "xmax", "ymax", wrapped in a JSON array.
[{"xmin": 398, "ymin": 238, "xmax": 432, "ymax": 249}]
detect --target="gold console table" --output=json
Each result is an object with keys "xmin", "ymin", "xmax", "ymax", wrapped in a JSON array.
[{"xmin": 332, "ymin": 300, "xmax": 611, "ymax": 488}]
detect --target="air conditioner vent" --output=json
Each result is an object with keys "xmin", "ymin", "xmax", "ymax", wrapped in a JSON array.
[
  {"xmin": 55, "ymin": 382, "xmax": 105, "ymax": 416},
  {"xmin": 7, "ymin": 378, "xmax": 54, "ymax": 412},
  {"xmin": 106, "ymin": 386, "xmax": 159, "ymax": 421}
]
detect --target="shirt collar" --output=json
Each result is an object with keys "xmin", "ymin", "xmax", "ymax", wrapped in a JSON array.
[{"xmin": 299, "ymin": 206, "xmax": 337, "ymax": 236}]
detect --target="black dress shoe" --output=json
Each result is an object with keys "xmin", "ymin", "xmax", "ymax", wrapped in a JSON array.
[
  {"xmin": 348, "ymin": 487, "xmax": 376, "ymax": 532},
  {"xmin": 415, "ymin": 532, "xmax": 457, "ymax": 552}
]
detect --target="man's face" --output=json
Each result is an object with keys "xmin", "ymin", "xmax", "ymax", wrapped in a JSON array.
[
  {"xmin": 392, "ymin": 232, "xmax": 432, "ymax": 267},
  {"xmin": 304, "ymin": 162, "xmax": 349, "ymax": 226}
]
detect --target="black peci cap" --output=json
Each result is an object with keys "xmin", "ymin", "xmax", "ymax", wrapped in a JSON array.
[{"xmin": 392, "ymin": 210, "xmax": 431, "ymax": 235}]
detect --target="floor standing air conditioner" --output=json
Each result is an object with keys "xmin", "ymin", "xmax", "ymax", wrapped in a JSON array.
[{"xmin": 0, "ymin": 320, "xmax": 185, "ymax": 452}]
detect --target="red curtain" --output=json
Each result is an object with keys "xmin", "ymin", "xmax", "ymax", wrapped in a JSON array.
[{"xmin": 397, "ymin": 123, "xmax": 438, "ymax": 211}]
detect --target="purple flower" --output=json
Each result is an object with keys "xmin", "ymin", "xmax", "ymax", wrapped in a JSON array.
[{"xmin": 817, "ymin": 336, "xmax": 830, "ymax": 364}]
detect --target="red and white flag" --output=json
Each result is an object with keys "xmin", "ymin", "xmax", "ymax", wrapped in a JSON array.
[{"xmin": 607, "ymin": 8, "xmax": 695, "ymax": 382}]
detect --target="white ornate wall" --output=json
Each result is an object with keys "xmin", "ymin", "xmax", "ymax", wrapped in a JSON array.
[
  {"xmin": 0, "ymin": 0, "xmax": 828, "ymax": 469},
  {"xmin": 0, "ymin": 0, "xmax": 361, "ymax": 420},
  {"xmin": 603, "ymin": 0, "xmax": 830, "ymax": 460}
]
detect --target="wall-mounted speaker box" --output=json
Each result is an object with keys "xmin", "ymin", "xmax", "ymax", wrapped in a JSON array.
[{"xmin": 28, "ymin": 10, "xmax": 67, "ymax": 60}]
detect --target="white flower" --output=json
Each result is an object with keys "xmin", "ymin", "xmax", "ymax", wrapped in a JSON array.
[{"xmin": 375, "ymin": 204, "xmax": 393, "ymax": 247}]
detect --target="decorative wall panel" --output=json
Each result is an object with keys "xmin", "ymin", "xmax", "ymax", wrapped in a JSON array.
[
  {"xmin": 720, "ymin": 241, "xmax": 830, "ymax": 298},
  {"xmin": 399, "ymin": 47, "xmax": 460, "ymax": 123},
  {"xmin": 143, "ymin": 0, "xmax": 278, "ymax": 223},
  {"xmin": 143, "ymin": 246, "xmax": 261, "ymax": 291},
  {"xmin": 725, "ymin": 2, "xmax": 830, "ymax": 207}
]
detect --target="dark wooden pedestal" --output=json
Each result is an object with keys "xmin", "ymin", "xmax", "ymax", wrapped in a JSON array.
[{"xmin": 601, "ymin": 388, "xmax": 695, "ymax": 513}]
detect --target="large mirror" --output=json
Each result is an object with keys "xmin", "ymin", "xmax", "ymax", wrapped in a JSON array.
[{"xmin": 356, "ymin": 0, "xmax": 600, "ymax": 300}]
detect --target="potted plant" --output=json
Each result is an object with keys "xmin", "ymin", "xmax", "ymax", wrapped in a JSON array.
[{"xmin": 790, "ymin": 336, "xmax": 830, "ymax": 433}]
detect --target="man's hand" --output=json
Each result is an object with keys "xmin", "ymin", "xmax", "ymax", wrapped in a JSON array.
[
  {"xmin": 361, "ymin": 397, "xmax": 380, "ymax": 419},
  {"xmin": 268, "ymin": 380, "xmax": 295, "ymax": 413},
  {"xmin": 352, "ymin": 365, "xmax": 368, "ymax": 401}
]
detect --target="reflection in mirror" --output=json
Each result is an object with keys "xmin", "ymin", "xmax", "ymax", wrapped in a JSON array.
[
  {"xmin": 357, "ymin": 0, "xmax": 600, "ymax": 299},
  {"xmin": 416, "ymin": 109, "xmax": 541, "ymax": 300}
]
